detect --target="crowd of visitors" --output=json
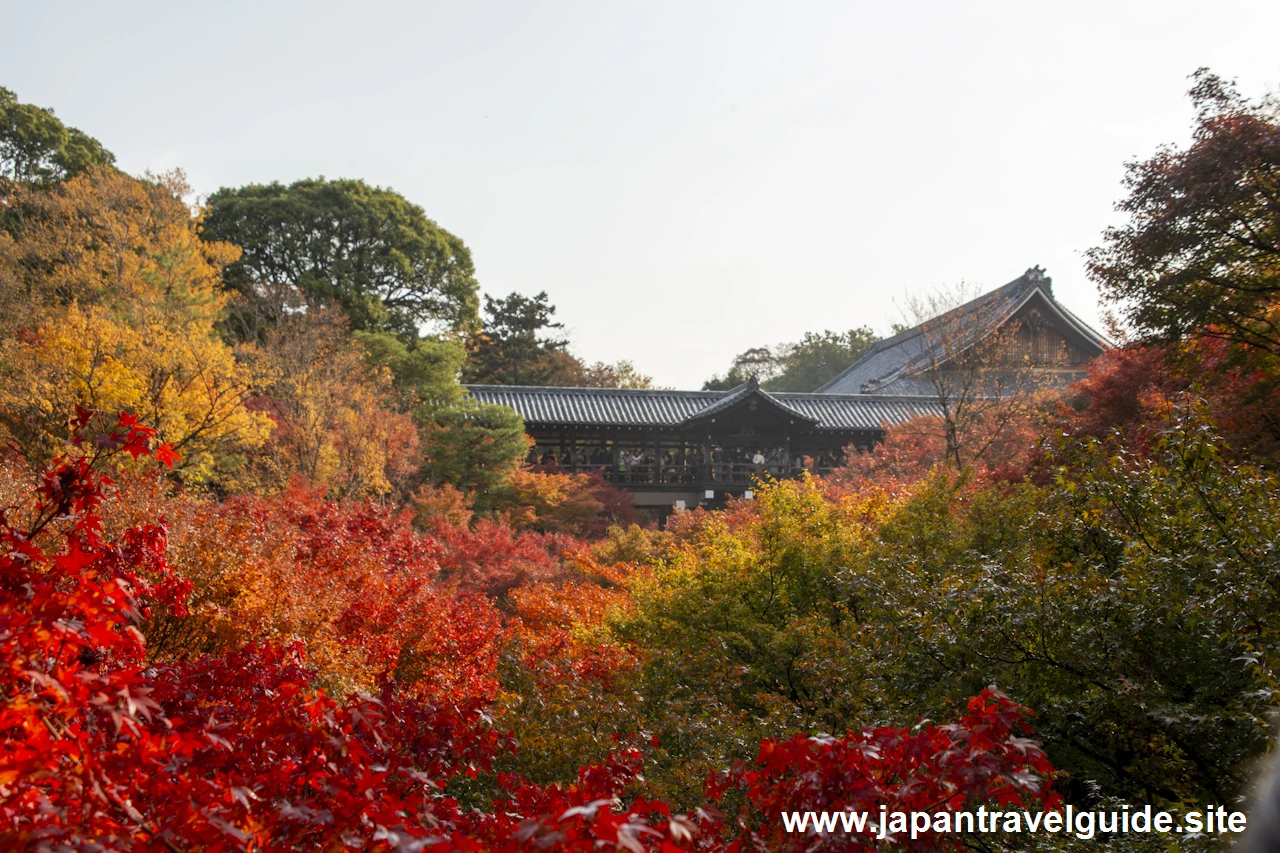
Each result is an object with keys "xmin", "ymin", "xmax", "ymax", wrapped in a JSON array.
[{"xmin": 526, "ymin": 444, "xmax": 844, "ymax": 484}]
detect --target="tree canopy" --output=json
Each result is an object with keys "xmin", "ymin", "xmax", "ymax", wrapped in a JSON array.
[
  {"xmin": 0, "ymin": 166, "xmax": 269, "ymax": 481},
  {"xmin": 201, "ymin": 177, "xmax": 481, "ymax": 339},
  {"xmin": 463, "ymin": 290, "xmax": 653, "ymax": 388},
  {"xmin": 463, "ymin": 291, "xmax": 569, "ymax": 385},
  {"xmin": 703, "ymin": 327, "xmax": 878, "ymax": 391},
  {"xmin": 1089, "ymin": 70, "xmax": 1280, "ymax": 355},
  {"xmin": 418, "ymin": 397, "xmax": 529, "ymax": 504},
  {"xmin": 0, "ymin": 87, "xmax": 115, "ymax": 186}
]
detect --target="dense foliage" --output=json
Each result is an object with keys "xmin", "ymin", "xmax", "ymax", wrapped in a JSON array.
[
  {"xmin": 0, "ymin": 413, "xmax": 1057, "ymax": 850},
  {"xmin": 202, "ymin": 177, "xmax": 482, "ymax": 339},
  {"xmin": 0, "ymin": 86, "xmax": 115, "ymax": 185},
  {"xmin": 0, "ymin": 166, "xmax": 270, "ymax": 482},
  {"xmin": 1090, "ymin": 70, "xmax": 1280, "ymax": 356},
  {"xmin": 5, "ymin": 74, "xmax": 1280, "ymax": 852}
]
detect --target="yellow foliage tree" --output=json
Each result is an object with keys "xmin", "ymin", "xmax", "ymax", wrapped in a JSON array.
[
  {"xmin": 235, "ymin": 308, "xmax": 421, "ymax": 498},
  {"xmin": 0, "ymin": 167, "xmax": 270, "ymax": 479}
]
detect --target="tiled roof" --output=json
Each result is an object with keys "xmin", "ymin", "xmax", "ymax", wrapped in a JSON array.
[
  {"xmin": 816, "ymin": 268, "xmax": 1110, "ymax": 395},
  {"xmin": 463, "ymin": 383, "xmax": 941, "ymax": 431},
  {"xmin": 464, "ymin": 386, "xmax": 719, "ymax": 426},
  {"xmin": 772, "ymin": 393, "xmax": 941, "ymax": 429},
  {"xmin": 681, "ymin": 376, "xmax": 821, "ymax": 426},
  {"xmin": 680, "ymin": 375, "xmax": 768, "ymax": 422}
]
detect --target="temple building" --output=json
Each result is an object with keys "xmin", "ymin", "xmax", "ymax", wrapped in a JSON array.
[{"xmin": 465, "ymin": 268, "xmax": 1108, "ymax": 519}]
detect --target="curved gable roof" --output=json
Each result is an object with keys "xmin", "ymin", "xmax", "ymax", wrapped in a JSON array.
[
  {"xmin": 681, "ymin": 376, "xmax": 820, "ymax": 427},
  {"xmin": 816, "ymin": 268, "xmax": 1110, "ymax": 395}
]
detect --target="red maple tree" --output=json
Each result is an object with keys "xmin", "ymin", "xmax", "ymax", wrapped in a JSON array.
[{"xmin": 1, "ymin": 410, "xmax": 1060, "ymax": 851}]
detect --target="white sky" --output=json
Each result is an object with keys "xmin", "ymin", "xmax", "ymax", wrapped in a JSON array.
[{"xmin": 4, "ymin": 1, "xmax": 1279, "ymax": 388}]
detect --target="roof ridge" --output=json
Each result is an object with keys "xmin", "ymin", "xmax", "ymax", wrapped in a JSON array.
[
  {"xmin": 462, "ymin": 384, "xmax": 720, "ymax": 397},
  {"xmin": 893, "ymin": 275, "xmax": 1046, "ymax": 381},
  {"xmin": 465, "ymin": 383, "xmax": 945, "ymax": 429},
  {"xmin": 773, "ymin": 391, "xmax": 946, "ymax": 402},
  {"xmin": 815, "ymin": 269, "xmax": 1052, "ymax": 394}
]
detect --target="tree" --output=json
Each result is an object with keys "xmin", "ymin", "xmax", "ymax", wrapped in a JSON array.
[
  {"xmin": 702, "ymin": 345, "xmax": 780, "ymax": 390},
  {"xmin": 139, "ymin": 478, "xmax": 503, "ymax": 697},
  {"xmin": 892, "ymin": 281, "xmax": 1046, "ymax": 469},
  {"xmin": 1089, "ymin": 70, "xmax": 1280, "ymax": 356},
  {"xmin": 703, "ymin": 328, "xmax": 878, "ymax": 391},
  {"xmin": 429, "ymin": 516, "xmax": 571, "ymax": 599},
  {"xmin": 498, "ymin": 562, "xmax": 643, "ymax": 785},
  {"xmin": 0, "ymin": 423, "xmax": 510, "ymax": 847},
  {"xmin": 709, "ymin": 688, "xmax": 1058, "ymax": 852},
  {"xmin": 770, "ymin": 328, "xmax": 878, "ymax": 391},
  {"xmin": 0, "ymin": 167, "xmax": 270, "ymax": 481},
  {"xmin": 354, "ymin": 325, "xmax": 547, "ymax": 500},
  {"xmin": 833, "ymin": 399, "xmax": 1045, "ymax": 491},
  {"xmin": 565, "ymin": 358, "xmax": 655, "ymax": 389},
  {"xmin": 856, "ymin": 404, "xmax": 1280, "ymax": 807},
  {"xmin": 463, "ymin": 291, "xmax": 571, "ymax": 385},
  {"xmin": 604, "ymin": 478, "xmax": 893, "ymax": 803},
  {"xmin": 1084, "ymin": 71, "xmax": 1280, "ymax": 466},
  {"xmin": 1, "ymin": 167, "xmax": 234, "ymax": 331},
  {"xmin": 3, "ymin": 410, "xmax": 1073, "ymax": 850},
  {"xmin": 355, "ymin": 329, "xmax": 468, "ymax": 415},
  {"xmin": 462, "ymin": 291, "xmax": 655, "ymax": 388},
  {"xmin": 0, "ymin": 87, "xmax": 114, "ymax": 186},
  {"xmin": 500, "ymin": 466, "xmax": 638, "ymax": 538},
  {"xmin": 237, "ymin": 308, "xmax": 422, "ymax": 498},
  {"xmin": 418, "ymin": 397, "xmax": 529, "ymax": 504},
  {"xmin": 1065, "ymin": 343, "xmax": 1189, "ymax": 443},
  {"xmin": 202, "ymin": 177, "xmax": 480, "ymax": 339}
]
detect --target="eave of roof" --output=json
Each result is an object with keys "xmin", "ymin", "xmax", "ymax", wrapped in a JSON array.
[{"xmin": 463, "ymin": 383, "xmax": 942, "ymax": 431}]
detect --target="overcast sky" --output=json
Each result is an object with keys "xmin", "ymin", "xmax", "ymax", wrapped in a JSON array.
[{"xmin": 5, "ymin": 1, "xmax": 1279, "ymax": 388}]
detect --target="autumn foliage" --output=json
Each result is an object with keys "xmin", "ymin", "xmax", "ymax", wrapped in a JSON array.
[
  {"xmin": 12, "ymin": 74, "xmax": 1280, "ymax": 850},
  {"xmin": 0, "ymin": 411, "xmax": 1060, "ymax": 850},
  {"xmin": 0, "ymin": 168, "xmax": 271, "ymax": 480},
  {"xmin": 711, "ymin": 689, "xmax": 1060, "ymax": 852}
]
